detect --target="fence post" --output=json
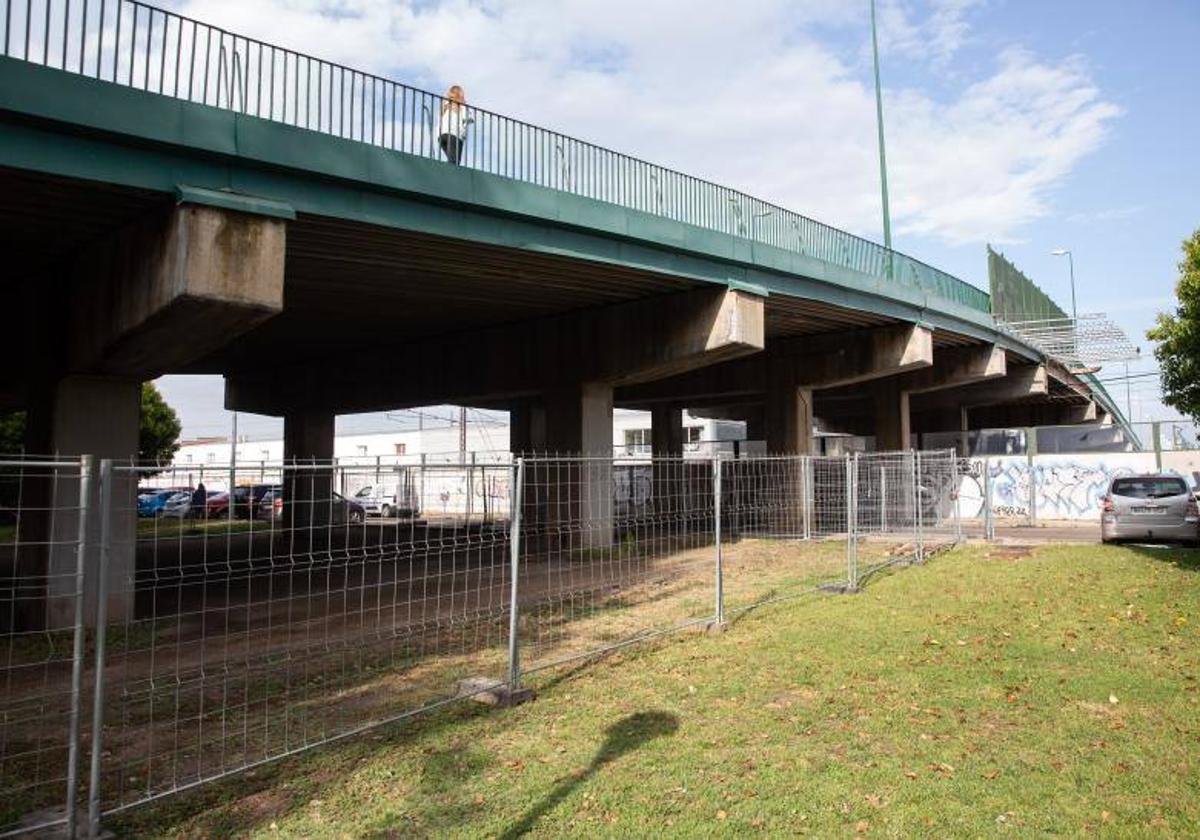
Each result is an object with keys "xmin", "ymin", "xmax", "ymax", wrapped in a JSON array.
[
  {"xmin": 65, "ymin": 454, "xmax": 95, "ymax": 840},
  {"xmin": 802, "ymin": 456, "xmax": 812, "ymax": 540},
  {"xmin": 88, "ymin": 459, "xmax": 115, "ymax": 839},
  {"xmin": 1152, "ymin": 421, "xmax": 1163, "ymax": 470},
  {"xmin": 506, "ymin": 457, "xmax": 526, "ymax": 690},
  {"xmin": 845, "ymin": 454, "xmax": 857, "ymax": 590},
  {"xmin": 914, "ymin": 449, "xmax": 924, "ymax": 563},
  {"xmin": 983, "ymin": 457, "xmax": 995, "ymax": 541},
  {"xmin": 1026, "ymin": 427, "xmax": 1038, "ymax": 527},
  {"xmin": 879, "ymin": 464, "xmax": 887, "ymax": 533},
  {"xmin": 713, "ymin": 457, "xmax": 725, "ymax": 625},
  {"xmin": 953, "ymin": 454, "xmax": 963, "ymax": 543}
]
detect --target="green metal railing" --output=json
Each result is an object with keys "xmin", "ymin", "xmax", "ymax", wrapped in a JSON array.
[{"xmin": 1, "ymin": 0, "xmax": 991, "ymax": 313}]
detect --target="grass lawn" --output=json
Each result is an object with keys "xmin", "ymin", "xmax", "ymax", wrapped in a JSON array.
[{"xmin": 110, "ymin": 542, "xmax": 1200, "ymax": 838}]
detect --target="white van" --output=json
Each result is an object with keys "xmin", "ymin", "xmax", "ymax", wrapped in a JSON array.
[{"xmin": 352, "ymin": 482, "xmax": 419, "ymax": 519}]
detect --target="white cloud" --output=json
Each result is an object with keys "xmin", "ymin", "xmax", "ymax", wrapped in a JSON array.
[{"xmin": 168, "ymin": 0, "xmax": 1119, "ymax": 248}]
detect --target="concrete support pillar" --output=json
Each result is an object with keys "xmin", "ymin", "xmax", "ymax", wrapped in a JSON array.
[
  {"xmin": 538, "ymin": 383, "xmax": 613, "ymax": 550},
  {"xmin": 872, "ymin": 379, "xmax": 911, "ymax": 452},
  {"xmin": 283, "ymin": 410, "xmax": 336, "ymax": 533},
  {"xmin": 21, "ymin": 375, "xmax": 139, "ymax": 629},
  {"xmin": 959, "ymin": 406, "xmax": 970, "ymax": 457},
  {"xmin": 651, "ymin": 405, "xmax": 684, "ymax": 514},
  {"xmin": 764, "ymin": 384, "xmax": 814, "ymax": 455}
]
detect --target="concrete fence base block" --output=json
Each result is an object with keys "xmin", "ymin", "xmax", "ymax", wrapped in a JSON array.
[
  {"xmin": 457, "ymin": 677, "xmax": 535, "ymax": 708},
  {"xmin": 705, "ymin": 620, "xmax": 730, "ymax": 634},
  {"xmin": 12, "ymin": 807, "xmax": 115, "ymax": 839}
]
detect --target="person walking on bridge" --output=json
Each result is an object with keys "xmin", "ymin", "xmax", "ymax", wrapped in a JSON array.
[{"xmin": 438, "ymin": 85, "xmax": 472, "ymax": 165}]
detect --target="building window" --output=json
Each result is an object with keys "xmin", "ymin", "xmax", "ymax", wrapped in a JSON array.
[
  {"xmin": 357, "ymin": 445, "xmax": 368, "ymax": 456},
  {"xmin": 206, "ymin": 452, "xmax": 216, "ymax": 464},
  {"xmin": 185, "ymin": 454, "xmax": 193, "ymax": 464},
  {"xmin": 394, "ymin": 443, "xmax": 407, "ymax": 455},
  {"xmin": 684, "ymin": 426, "xmax": 703, "ymax": 451},
  {"xmin": 260, "ymin": 449, "xmax": 270, "ymax": 460},
  {"xmin": 624, "ymin": 428, "xmax": 651, "ymax": 454}
]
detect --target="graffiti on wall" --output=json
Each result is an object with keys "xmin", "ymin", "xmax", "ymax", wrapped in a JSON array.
[{"xmin": 958, "ymin": 452, "xmax": 1182, "ymax": 521}]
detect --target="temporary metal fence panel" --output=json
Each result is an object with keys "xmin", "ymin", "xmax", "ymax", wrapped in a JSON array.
[
  {"xmin": 0, "ymin": 449, "xmax": 969, "ymax": 833},
  {"xmin": 514, "ymin": 456, "xmax": 718, "ymax": 674},
  {"xmin": 0, "ymin": 456, "xmax": 91, "ymax": 838},
  {"xmin": 0, "ymin": 0, "xmax": 991, "ymax": 314},
  {"xmin": 89, "ymin": 459, "xmax": 514, "ymax": 820},
  {"xmin": 719, "ymin": 456, "xmax": 848, "ymax": 614}
]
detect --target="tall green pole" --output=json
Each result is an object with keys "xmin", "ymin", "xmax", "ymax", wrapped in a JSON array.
[{"xmin": 870, "ymin": 0, "xmax": 893, "ymax": 251}]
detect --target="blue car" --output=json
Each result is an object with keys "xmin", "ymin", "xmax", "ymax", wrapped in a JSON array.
[{"xmin": 137, "ymin": 488, "xmax": 190, "ymax": 518}]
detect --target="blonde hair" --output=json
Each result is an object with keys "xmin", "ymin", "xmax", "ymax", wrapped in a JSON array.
[{"xmin": 441, "ymin": 85, "xmax": 466, "ymax": 114}]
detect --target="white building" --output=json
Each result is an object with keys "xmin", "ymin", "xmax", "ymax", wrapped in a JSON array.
[{"xmin": 172, "ymin": 409, "xmax": 746, "ymax": 470}]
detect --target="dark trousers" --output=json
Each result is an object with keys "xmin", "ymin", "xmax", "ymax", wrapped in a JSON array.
[{"xmin": 439, "ymin": 133, "xmax": 462, "ymax": 165}]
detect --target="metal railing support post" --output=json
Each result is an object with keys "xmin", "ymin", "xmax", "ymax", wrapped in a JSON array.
[
  {"xmin": 713, "ymin": 457, "xmax": 725, "ymax": 624},
  {"xmin": 506, "ymin": 457, "xmax": 526, "ymax": 689},
  {"xmin": 88, "ymin": 459, "xmax": 115, "ymax": 839},
  {"xmin": 65, "ymin": 454, "xmax": 94, "ymax": 839}
]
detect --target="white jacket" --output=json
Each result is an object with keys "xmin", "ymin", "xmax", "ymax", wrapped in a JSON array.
[{"xmin": 438, "ymin": 104, "xmax": 471, "ymax": 140}]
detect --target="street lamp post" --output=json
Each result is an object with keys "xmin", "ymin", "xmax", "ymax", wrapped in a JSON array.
[
  {"xmin": 1050, "ymin": 249, "xmax": 1078, "ymax": 322},
  {"xmin": 869, "ymin": 0, "xmax": 892, "ymax": 252}
]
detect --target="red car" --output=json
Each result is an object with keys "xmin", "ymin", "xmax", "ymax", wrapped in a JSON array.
[{"xmin": 204, "ymin": 491, "xmax": 230, "ymax": 518}]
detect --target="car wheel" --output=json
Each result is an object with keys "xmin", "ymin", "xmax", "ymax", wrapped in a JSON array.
[{"xmin": 381, "ymin": 504, "xmax": 393, "ymax": 519}]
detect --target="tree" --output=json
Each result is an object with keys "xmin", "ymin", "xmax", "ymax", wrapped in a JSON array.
[
  {"xmin": 0, "ymin": 383, "xmax": 182, "ymax": 461},
  {"xmin": 0, "ymin": 411, "xmax": 24, "ymax": 455},
  {"xmin": 1148, "ymin": 228, "xmax": 1200, "ymax": 422},
  {"xmin": 138, "ymin": 382, "xmax": 183, "ymax": 465}
]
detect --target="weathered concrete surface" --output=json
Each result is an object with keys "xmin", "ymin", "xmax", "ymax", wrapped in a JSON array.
[
  {"xmin": 615, "ymin": 323, "xmax": 933, "ymax": 408},
  {"xmin": 911, "ymin": 364, "xmax": 1048, "ymax": 413},
  {"xmin": 70, "ymin": 204, "xmax": 285, "ymax": 377},
  {"xmin": 227, "ymin": 286, "xmax": 765, "ymax": 415},
  {"xmin": 282, "ymin": 410, "xmax": 336, "ymax": 530},
  {"xmin": 20, "ymin": 375, "xmax": 138, "ymax": 629},
  {"xmin": 899, "ymin": 344, "xmax": 1006, "ymax": 395}
]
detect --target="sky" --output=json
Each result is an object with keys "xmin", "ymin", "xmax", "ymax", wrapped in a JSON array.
[{"xmin": 153, "ymin": 0, "xmax": 1200, "ymax": 441}]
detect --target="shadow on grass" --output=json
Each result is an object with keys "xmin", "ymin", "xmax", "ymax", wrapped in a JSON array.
[
  {"xmin": 1114, "ymin": 542, "xmax": 1200, "ymax": 571},
  {"xmin": 496, "ymin": 711, "xmax": 679, "ymax": 840}
]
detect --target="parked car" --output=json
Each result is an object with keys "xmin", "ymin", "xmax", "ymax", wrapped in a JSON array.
[
  {"xmin": 257, "ymin": 489, "xmax": 365, "ymax": 525},
  {"xmin": 231, "ymin": 484, "xmax": 279, "ymax": 519},
  {"xmin": 158, "ymin": 491, "xmax": 195, "ymax": 519},
  {"xmin": 352, "ymin": 483, "xmax": 420, "ymax": 519},
  {"xmin": 137, "ymin": 488, "xmax": 190, "ymax": 518},
  {"xmin": 205, "ymin": 490, "xmax": 230, "ymax": 518},
  {"xmin": 1101, "ymin": 474, "xmax": 1200, "ymax": 545}
]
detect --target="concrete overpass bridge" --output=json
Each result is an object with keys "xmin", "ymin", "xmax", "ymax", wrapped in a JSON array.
[
  {"xmin": 0, "ymin": 5, "xmax": 1132, "ymax": 475},
  {"xmin": 0, "ymin": 0, "xmax": 1124, "ymax": 466},
  {"xmin": 0, "ymin": 0, "xmax": 1136, "ymax": 629}
]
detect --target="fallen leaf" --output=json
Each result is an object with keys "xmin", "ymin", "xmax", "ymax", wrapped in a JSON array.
[
  {"xmin": 1109, "ymin": 694, "xmax": 1119, "ymax": 705},
  {"xmin": 716, "ymin": 809, "xmax": 728, "ymax": 821},
  {"xmin": 855, "ymin": 819, "xmax": 870, "ymax": 833}
]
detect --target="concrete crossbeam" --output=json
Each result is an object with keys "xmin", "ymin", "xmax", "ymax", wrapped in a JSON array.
[
  {"xmin": 227, "ymin": 286, "xmax": 765, "ymax": 416},
  {"xmin": 615, "ymin": 323, "xmax": 932, "ymax": 408},
  {"xmin": 910, "ymin": 364, "xmax": 1048, "ymax": 413},
  {"xmin": 899, "ymin": 344, "xmax": 1006, "ymax": 394},
  {"xmin": 69, "ymin": 204, "xmax": 285, "ymax": 378}
]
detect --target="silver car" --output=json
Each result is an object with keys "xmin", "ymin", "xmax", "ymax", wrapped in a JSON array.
[{"xmin": 1101, "ymin": 474, "xmax": 1199, "ymax": 545}]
